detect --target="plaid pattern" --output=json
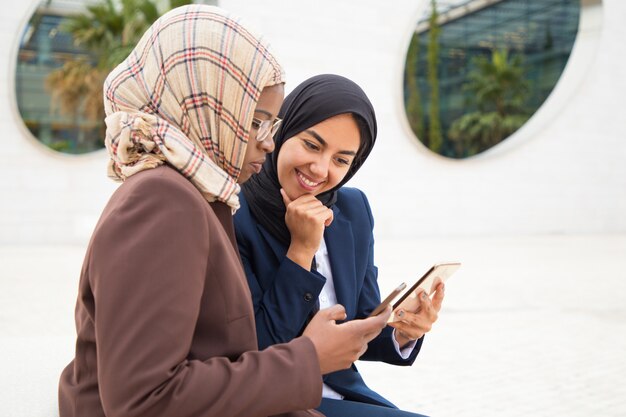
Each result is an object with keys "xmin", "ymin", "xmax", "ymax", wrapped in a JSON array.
[{"xmin": 103, "ymin": 5, "xmax": 284, "ymax": 210}]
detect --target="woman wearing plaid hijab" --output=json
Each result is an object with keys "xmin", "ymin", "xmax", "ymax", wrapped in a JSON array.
[
  {"xmin": 235, "ymin": 75, "xmax": 443, "ymax": 417},
  {"xmin": 58, "ymin": 7, "xmax": 389, "ymax": 417}
]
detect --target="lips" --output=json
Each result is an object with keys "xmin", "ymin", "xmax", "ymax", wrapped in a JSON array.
[
  {"xmin": 249, "ymin": 160, "xmax": 265, "ymax": 174},
  {"xmin": 295, "ymin": 169, "xmax": 324, "ymax": 191}
]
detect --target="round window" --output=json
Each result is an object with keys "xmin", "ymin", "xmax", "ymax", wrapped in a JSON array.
[
  {"xmin": 403, "ymin": 0, "xmax": 581, "ymax": 158},
  {"xmin": 15, "ymin": 0, "xmax": 199, "ymax": 155}
]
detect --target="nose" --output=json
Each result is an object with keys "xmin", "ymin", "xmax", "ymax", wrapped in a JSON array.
[
  {"xmin": 258, "ymin": 135, "xmax": 275, "ymax": 154},
  {"xmin": 310, "ymin": 155, "xmax": 330, "ymax": 178}
]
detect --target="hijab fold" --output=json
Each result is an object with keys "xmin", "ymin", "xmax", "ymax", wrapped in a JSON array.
[
  {"xmin": 242, "ymin": 74, "xmax": 377, "ymax": 246},
  {"xmin": 103, "ymin": 5, "xmax": 284, "ymax": 211}
]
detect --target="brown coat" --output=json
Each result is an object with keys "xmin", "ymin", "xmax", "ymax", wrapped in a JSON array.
[{"xmin": 59, "ymin": 166, "xmax": 323, "ymax": 417}]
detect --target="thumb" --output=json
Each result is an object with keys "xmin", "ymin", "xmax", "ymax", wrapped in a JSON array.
[
  {"xmin": 345, "ymin": 311, "xmax": 388, "ymax": 342},
  {"xmin": 321, "ymin": 304, "xmax": 347, "ymax": 321},
  {"xmin": 280, "ymin": 188, "xmax": 292, "ymax": 208},
  {"xmin": 359, "ymin": 306, "xmax": 392, "ymax": 333},
  {"xmin": 373, "ymin": 305, "xmax": 393, "ymax": 325},
  {"xmin": 324, "ymin": 208, "xmax": 334, "ymax": 227}
]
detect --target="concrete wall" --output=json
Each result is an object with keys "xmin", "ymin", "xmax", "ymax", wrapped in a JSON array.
[{"xmin": 1, "ymin": 0, "xmax": 623, "ymax": 245}]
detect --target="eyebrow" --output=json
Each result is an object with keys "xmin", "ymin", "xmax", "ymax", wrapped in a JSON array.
[
  {"xmin": 254, "ymin": 109, "xmax": 273, "ymax": 118},
  {"xmin": 304, "ymin": 129, "xmax": 357, "ymax": 156}
]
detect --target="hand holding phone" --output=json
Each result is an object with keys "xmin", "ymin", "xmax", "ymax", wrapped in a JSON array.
[{"xmin": 390, "ymin": 262, "xmax": 460, "ymax": 322}]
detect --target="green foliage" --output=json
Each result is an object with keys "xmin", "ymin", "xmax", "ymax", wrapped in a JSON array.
[
  {"xmin": 448, "ymin": 48, "xmax": 530, "ymax": 156},
  {"xmin": 405, "ymin": 34, "xmax": 424, "ymax": 140},
  {"xmin": 45, "ymin": 0, "xmax": 193, "ymax": 135},
  {"xmin": 427, "ymin": 0, "xmax": 442, "ymax": 153},
  {"xmin": 49, "ymin": 140, "xmax": 72, "ymax": 152},
  {"xmin": 448, "ymin": 112, "xmax": 529, "ymax": 156}
]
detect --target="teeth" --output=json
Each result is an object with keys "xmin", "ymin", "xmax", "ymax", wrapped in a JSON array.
[{"xmin": 297, "ymin": 171, "xmax": 320, "ymax": 187}]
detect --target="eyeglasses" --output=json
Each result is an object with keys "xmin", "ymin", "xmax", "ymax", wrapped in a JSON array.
[{"xmin": 251, "ymin": 117, "xmax": 282, "ymax": 142}]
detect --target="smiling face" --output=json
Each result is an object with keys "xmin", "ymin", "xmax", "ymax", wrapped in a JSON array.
[
  {"xmin": 277, "ymin": 113, "xmax": 361, "ymax": 200},
  {"xmin": 238, "ymin": 83, "xmax": 284, "ymax": 184}
]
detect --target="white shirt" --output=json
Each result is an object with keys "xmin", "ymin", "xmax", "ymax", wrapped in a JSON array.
[{"xmin": 314, "ymin": 238, "xmax": 417, "ymax": 400}]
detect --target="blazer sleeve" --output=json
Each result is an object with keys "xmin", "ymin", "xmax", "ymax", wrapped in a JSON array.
[
  {"xmin": 352, "ymin": 189, "xmax": 422, "ymax": 365},
  {"xmin": 236, "ymin": 227, "xmax": 327, "ymax": 350},
  {"xmin": 90, "ymin": 174, "xmax": 322, "ymax": 417}
]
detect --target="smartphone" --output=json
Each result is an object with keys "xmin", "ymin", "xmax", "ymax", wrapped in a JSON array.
[
  {"xmin": 368, "ymin": 282, "xmax": 407, "ymax": 318},
  {"xmin": 392, "ymin": 262, "xmax": 461, "ymax": 313}
]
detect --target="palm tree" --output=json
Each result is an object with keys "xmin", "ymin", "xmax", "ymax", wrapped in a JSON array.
[
  {"xmin": 448, "ymin": 48, "xmax": 530, "ymax": 156},
  {"xmin": 45, "ymin": 0, "xmax": 192, "ymax": 148}
]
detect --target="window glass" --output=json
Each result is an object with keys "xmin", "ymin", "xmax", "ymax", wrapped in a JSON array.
[
  {"xmin": 15, "ymin": 0, "xmax": 208, "ymax": 155},
  {"xmin": 403, "ymin": 0, "xmax": 581, "ymax": 158},
  {"xmin": 16, "ymin": 3, "xmax": 102, "ymax": 154}
]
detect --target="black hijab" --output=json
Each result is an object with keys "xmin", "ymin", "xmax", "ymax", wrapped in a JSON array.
[{"xmin": 242, "ymin": 74, "xmax": 377, "ymax": 246}]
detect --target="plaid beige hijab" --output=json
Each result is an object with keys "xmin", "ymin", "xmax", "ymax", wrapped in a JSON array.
[{"xmin": 103, "ymin": 5, "xmax": 284, "ymax": 210}]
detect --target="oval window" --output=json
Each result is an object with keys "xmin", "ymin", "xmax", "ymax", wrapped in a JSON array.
[
  {"xmin": 403, "ymin": 0, "xmax": 581, "ymax": 158},
  {"xmin": 15, "ymin": 0, "xmax": 201, "ymax": 155}
]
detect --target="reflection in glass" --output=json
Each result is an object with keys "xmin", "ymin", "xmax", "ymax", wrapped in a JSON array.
[
  {"xmin": 404, "ymin": 0, "xmax": 581, "ymax": 158},
  {"xmin": 16, "ymin": 3, "xmax": 101, "ymax": 154},
  {"xmin": 15, "ymin": 0, "xmax": 211, "ymax": 155}
]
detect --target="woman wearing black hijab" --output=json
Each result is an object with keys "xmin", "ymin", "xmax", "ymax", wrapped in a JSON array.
[{"xmin": 235, "ymin": 74, "xmax": 444, "ymax": 417}]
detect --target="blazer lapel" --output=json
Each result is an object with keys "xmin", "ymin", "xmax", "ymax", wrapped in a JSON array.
[
  {"xmin": 324, "ymin": 205, "xmax": 357, "ymax": 317},
  {"xmin": 256, "ymin": 223, "xmax": 288, "ymax": 262}
]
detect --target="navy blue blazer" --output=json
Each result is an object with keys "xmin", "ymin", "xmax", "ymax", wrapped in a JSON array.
[{"xmin": 234, "ymin": 187, "xmax": 423, "ymax": 408}]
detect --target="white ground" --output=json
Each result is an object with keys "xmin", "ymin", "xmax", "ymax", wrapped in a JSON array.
[{"xmin": 1, "ymin": 235, "xmax": 625, "ymax": 416}]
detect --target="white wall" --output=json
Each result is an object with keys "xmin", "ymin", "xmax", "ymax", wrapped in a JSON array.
[{"xmin": 1, "ymin": 0, "xmax": 623, "ymax": 245}]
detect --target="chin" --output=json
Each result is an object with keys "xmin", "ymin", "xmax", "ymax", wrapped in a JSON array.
[{"xmin": 238, "ymin": 172, "xmax": 251, "ymax": 184}]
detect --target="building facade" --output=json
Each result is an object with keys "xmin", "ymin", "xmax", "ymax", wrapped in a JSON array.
[{"xmin": 1, "ymin": 0, "xmax": 623, "ymax": 244}]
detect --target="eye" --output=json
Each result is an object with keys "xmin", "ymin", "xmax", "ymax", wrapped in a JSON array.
[
  {"xmin": 335, "ymin": 157, "xmax": 351, "ymax": 166},
  {"xmin": 251, "ymin": 118, "xmax": 262, "ymax": 130},
  {"xmin": 303, "ymin": 139, "xmax": 320, "ymax": 151}
]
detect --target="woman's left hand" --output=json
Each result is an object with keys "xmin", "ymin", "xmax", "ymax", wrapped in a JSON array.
[{"xmin": 388, "ymin": 281, "xmax": 445, "ymax": 347}]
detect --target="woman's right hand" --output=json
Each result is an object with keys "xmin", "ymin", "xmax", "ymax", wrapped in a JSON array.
[
  {"xmin": 281, "ymin": 189, "xmax": 333, "ymax": 270},
  {"xmin": 303, "ymin": 305, "xmax": 391, "ymax": 375}
]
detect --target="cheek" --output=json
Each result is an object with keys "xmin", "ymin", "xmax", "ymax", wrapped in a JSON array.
[
  {"xmin": 276, "ymin": 157, "xmax": 290, "ymax": 185},
  {"xmin": 242, "ymin": 141, "xmax": 257, "ymax": 163},
  {"xmin": 248, "ymin": 129, "xmax": 259, "ymax": 143},
  {"xmin": 327, "ymin": 167, "xmax": 350, "ymax": 189},
  {"xmin": 276, "ymin": 147, "xmax": 298, "ymax": 181}
]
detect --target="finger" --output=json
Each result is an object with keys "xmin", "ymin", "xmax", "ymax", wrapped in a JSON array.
[
  {"xmin": 388, "ymin": 311, "xmax": 432, "ymax": 336},
  {"xmin": 312, "ymin": 208, "xmax": 333, "ymax": 224},
  {"xmin": 353, "ymin": 307, "xmax": 391, "ymax": 340},
  {"xmin": 291, "ymin": 193, "xmax": 321, "ymax": 206},
  {"xmin": 280, "ymin": 188, "xmax": 292, "ymax": 207},
  {"xmin": 416, "ymin": 289, "xmax": 433, "ymax": 314},
  {"xmin": 292, "ymin": 206, "xmax": 332, "ymax": 227},
  {"xmin": 366, "ymin": 305, "xmax": 392, "ymax": 325},
  {"xmin": 390, "ymin": 309, "xmax": 419, "ymax": 326},
  {"xmin": 387, "ymin": 321, "xmax": 424, "ymax": 340},
  {"xmin": 394, "ymin": 309, "xmax": 435, "ymax": 329},
  {"xmin": 323, "ymin": 209, "xmax": 334, "ymax": 227},
  {"xmin": 322, "ymin": 304, "xmax": 347, "ymax": 321},
  {"xmin": 306, "ymin": 205, "xmax": 331, "ymax": 216},
  {"xmin": 431, "ymin": 283, "xmax": 445, "ymax": 312},
  {"xmin": 409, "ymin": 308, "xmax": 437, "ymax": 332},
  {"xmin": 292, "ymin": 199, "xmax": 326, "ymax": 213},
  {"xmin": 429, "ymin": 277, "xmax": 442, "ymax": 295}
]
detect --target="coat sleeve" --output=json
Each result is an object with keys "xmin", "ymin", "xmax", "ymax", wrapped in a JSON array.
[
  {"xmin": 236, "ymin": 226, "xmax": 326, "ymax": 350},
  {"xmin": 89, "ymin": 174, "xmax": 322, "ymax": 417},
  {"xmin": 352, "ymin": 189, "xmax": 422, "ymax": 365}
]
